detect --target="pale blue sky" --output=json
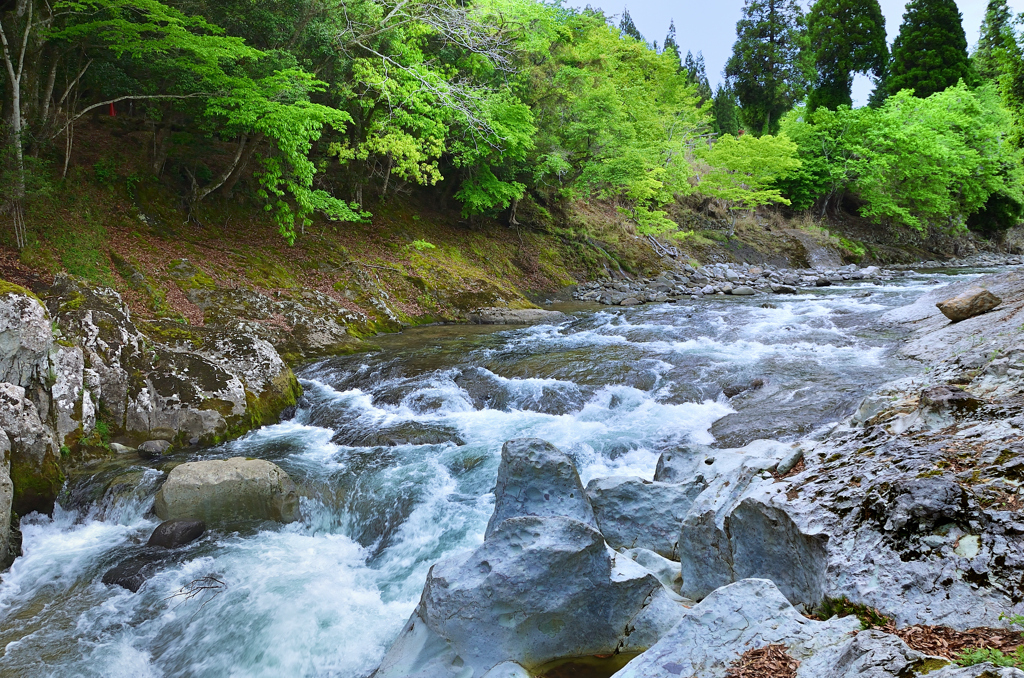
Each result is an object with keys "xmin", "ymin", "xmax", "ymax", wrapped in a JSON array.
[{"xmin": 569, "ymin": 0, "xmax": 1024, "ymax": 105}]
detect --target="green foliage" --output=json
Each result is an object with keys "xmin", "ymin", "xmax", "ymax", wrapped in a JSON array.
[
  {"xmin": 807, "ymin": 0, "xmax": 888, "ymax": 111},
  {"xmin": 411, "ymin": 239, "xmax": 436, "ymax": 251},
  {"xmin": 712, "ymin": 86, "xmax": 741, "ymax": 136},
  {"xmin": 684, "ymin": 51, "xmax": 713, "ymax": 103},
  {"xmin": 699, "ymin": 134, "xmax": 802, "ymax": 211},
  {"xmin": 726, "ymin": 0, "xmax": 813, "ymax": 136},
  {"xmin": 955, "ymin": 647, "xmax": 1024, "ymax": 668},
  {"xmin": 780, "ymin": 84, "xmax": 1024, "ymax": 232},
  {"xmin": 619, "ymin": 9, "xmax": 644, "ymax": 42},
  {"xmin": 974, "ymin": 0, "xmax": 1015, "ymax": 82},
  {"xmin": 817, "ymin": 596, "xmax": 892, "ymax": 629},
  {"xmin": 889, "ymin": 0, "xmax": 974, "ymax": 98}
]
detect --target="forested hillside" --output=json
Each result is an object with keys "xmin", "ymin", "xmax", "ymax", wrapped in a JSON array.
[{"xmin": 2, "ymin": 0, "xmax": 1024, "ymax": 311}]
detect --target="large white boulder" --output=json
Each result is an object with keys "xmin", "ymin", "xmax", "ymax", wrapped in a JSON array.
[{"xmin": 153, "ymin": 457, "xmax": 300, "ymax": 524}]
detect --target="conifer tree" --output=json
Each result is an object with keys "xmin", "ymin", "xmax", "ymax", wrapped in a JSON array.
[
  {"xmin": 684, "ymin": 51, "xmax": 713, "ymax": 103},
  {"xmin": 889, "ymin": 0, "xmax": 972, "ymax": 98},
  {"xmin": 807, "ymin": 0, "xmax": 887, "ymax": 110},
  {"xmin": 712, "ymin": 85, "xmax": 741, "ymax": 136},
  {"xmin": 973, "ymin": 0, "xmax": 1016, "ymax": 82},
  {"xmin": 620, "ymin": 8, "xmax": 643, "ymax": 42},
  {"xmin": 725, "ymin": 0, "xmax": 812, "ymax": 136},
  {"xmin": 663, "ymin": 20, "xmax": 680, "ymax": 65}
]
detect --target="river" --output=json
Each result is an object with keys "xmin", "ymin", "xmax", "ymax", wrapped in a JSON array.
[{"xmin": 0, "ymin": 269, "xmax": 999, "ymax": 677}]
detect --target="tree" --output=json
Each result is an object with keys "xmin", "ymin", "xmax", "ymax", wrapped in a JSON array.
[
  {"xmin": 712, "ymin": 85, "xmax": 740, "ymax": 136},
  {"xmin": 619, "ymin": 8, "xmax": 643, "ymax": 42},
  {"xmin": 698, "ymin": 133, "xmax": 801, "ymax": 234},
  {"xmin": 973, "ymin": 0, "xmax": 1016, "ymax": 82},
  {"xmin": 725, "ymin": 0, "xmax": 812, "ymax": 136},
  {"xmin": 806, "ymin": 0, "xmax": 887, "ymax": 111},
  {"xmin": 663, "ymin": 20, "xmax": 680, "ymax": 65},
  {"xmin": 889, "ymin": 0, "xmax": 972, "ymax": 98},
  {"xmin": 683, "ymin": 51, "xmax": 713, "ymax": 103}
]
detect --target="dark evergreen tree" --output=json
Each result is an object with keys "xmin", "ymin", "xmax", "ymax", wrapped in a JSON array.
[
  {"xmin": 663, "ymin": 20, "xmax": 680, "ymax": 65},
  {"xmin": 619, "ymin": 8, "xmax": 644, "ymax": 42},
  {"xmin": 684, "ymin": 51, "xmax": 713, "ymax": 103},
  {"xmin": 712, "ymin": 84, "xmax": 741, "ymax": 136},
  {"xmin": 889, "ymin": 0, "xmax": 972, "ymax": 98},
  {"xmin": 973, "ymin": 0, "xmax": 1015, "ymax": 82},
  {"xmin": 807, "ymin": 0, "xmax": 887, "ymax": 110},
  {"xmin": 725, "ymin": 0, "xmax": 812, "ymax": 136}
]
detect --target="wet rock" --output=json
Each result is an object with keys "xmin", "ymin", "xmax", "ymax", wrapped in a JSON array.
[
  {"xmin": 937, "ymin": 289, "xmax": 1001, "ymax": 322},
  {"xmin": 333, "ymin": 422, "xmax": 466, "ymax": 447},
  {"xmin": 815, "ymin": 278, "xmax": 833, "ymax": 287},
  {"xmin": 467, "ymin": 308, "xmax": 565, "ymax": 325},
  {"xmin": 153, "ymin": 457, "xmax": 300, "ymax": 525},
  {"xmin": 586, "ymin": 476, "xmax": 706, "ymax": 559},
  {"xmin": 101, "ymin": 553, "xmax": 162, "ymax": 592},
  {"xmin": 722, "ymin": 378, "xmax": 765, "ymax": 398},
  {"xmin": 486, "ymin": 438, "xmax": 596, "ymax": 538},
  {"xmin": 730, "ymin": 286, "xmax": 755, "ymax": 295},
  {"xmin": 620, "ymin": 297, "xmax": 641, "ymax": 306},
  {"xmin": 147, "ymin": 519, "xmax": 206, "ymax": 548},
  {"xmin": 376, "ymin": 516, "xmax": 683, "ymax": 678},
  {"xmin": 109, "ymin": 442, "xmax": 136, "ymax": 455},
  {"xmin": 613, "ymin": 579, "xmax": 861, "ymax": 678},
  {"xmin": 0, "ymin": 430, "xmax": 13, "ymax": 569},
  {"xmin": 138, "ymin": 439, "xmax": 172, "ymax": 458}
]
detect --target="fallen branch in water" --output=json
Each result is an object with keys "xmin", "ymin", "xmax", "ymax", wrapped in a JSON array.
[{"xmin": 165, "ymin": 575, "xmax": 227, "ymax": 620}]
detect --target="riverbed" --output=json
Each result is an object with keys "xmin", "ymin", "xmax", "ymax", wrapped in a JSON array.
[{"xmin": 0, "ymin": 268, "xmax": 1003, "ymax": 677}]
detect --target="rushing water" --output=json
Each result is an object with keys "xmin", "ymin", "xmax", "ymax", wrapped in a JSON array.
[{"xmin": 0, "ymin": 269, "xmax": 1005, "ymax": 677}]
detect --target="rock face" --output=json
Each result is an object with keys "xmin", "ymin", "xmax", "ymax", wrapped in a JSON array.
[
  {"xmin": 153, "ymin": 458, "xmax": 300, "ymax": 525},
  {"xmin": 467, "ymin": 308, "xmax": 565, "ymax": 325},
  {"xmin": 147, "ymin": 519, "xmax": 206, "ymax": 548},
  {"xmin": 936, "ymin": 289, "xmax": 1001, "ymax": 321},
  {"xmin": 0, "ymin": 382, "xmax": 61, "ymax": 515},
  {"xmin": 0, "ymin": 430, "xmax": 14, "ymax": 568},
  {"xmin": 485, "ymin": 438, "xmax": 597, "ymax": 538},
  {"xmin": 374, "ymin": 438, "xmax": 685, "ymax": 677},
  {"xmin": 586, "ymin": 476, "xmax": 706, "ymax": 559},
  {"xmin": 0, "ymin": 286, "xmax": 52, "ymax": 390}
]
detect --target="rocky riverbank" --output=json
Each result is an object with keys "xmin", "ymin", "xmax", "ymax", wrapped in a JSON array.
[{"xmin": 374, "ymin": 268, "xmax": 1024, "ymax": 677}]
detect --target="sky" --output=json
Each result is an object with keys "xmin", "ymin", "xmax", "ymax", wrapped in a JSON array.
[{"xmin": 569, "ymin": 0, "xmax": 1024, "ymax": 105}]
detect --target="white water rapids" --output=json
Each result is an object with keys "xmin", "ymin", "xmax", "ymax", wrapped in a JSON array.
[{"xmin": 0, "ymin": 270, "xmax": 998, "ymax": 676}]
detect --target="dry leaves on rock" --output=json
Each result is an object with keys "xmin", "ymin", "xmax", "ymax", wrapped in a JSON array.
[
  {"xmin": 725, "ymin": 643, "xmax": 799, "ymax": 678},
  {"xmin": 879, "ymin": 622, "xmax": 1024, "ymax": 660}
]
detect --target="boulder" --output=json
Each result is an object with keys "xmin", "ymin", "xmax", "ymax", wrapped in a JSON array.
[
  {"xmin": 139, "ymin": 439, "xmax": 172, "ymax": 458},
  {"xmin": 467, "ymin": 308, "xmax": 565, "ymax": 325},
  {"xmin": 619, "ymin": 297, "xmax": 641, "ymax": 306},
  {"xmin": 147, "ymin": 519, "xmax": 206, "ymax": 548},
  {"xmin": 936, "ymin": 289, "xmax": 1001, "ymax": 322},
  {"xmin": 101, "ymin": 553, "xmax": 162, "ymax": 592},
  {"xmin": 153, "ymin": 457, "xmax": 300, "ymax": 525},
  {"xmin": 612, "ymin": 579, "xmax": 861, "ymax": 678},
  {"xmin": 486, "ymin": 438, "xmax": 596, "ymax": 539},
  {"xmin": 730, "ymin": 286, "xmax": 756, "ymax": 296},
  {"xmin": 375, "ymin": 516, "xmax": 684, "ymax": 677},
  {"xmin": 586, "ymin": 476, "xmax": 706, "ymax": 559}
]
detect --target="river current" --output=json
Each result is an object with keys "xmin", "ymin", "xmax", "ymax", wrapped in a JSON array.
[{"xmin": 0, "ymin": 269, "xmax": 998, "ymax": 676}]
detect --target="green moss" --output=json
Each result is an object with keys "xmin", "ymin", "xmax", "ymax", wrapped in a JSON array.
[
  {"xmin": 139, "ymin": 320, "xmax": 206, "ymax": 348},
  {"xmin": 816, "ymin": 596, "xmax": 892, "ymax": 629},
  {"xmin": 0, "ymin": 279, "xmax": 42, "ymax": 304},
  {"xmin": 10, "ymin": 456, "xmax": 62, "ymax": 516}
]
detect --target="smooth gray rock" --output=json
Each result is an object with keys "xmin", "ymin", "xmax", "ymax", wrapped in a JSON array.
[
  {"xmin": 481, "ymin": 662, "xmax": 532, "ymax": 678},
  {"xmin": 153, "ymin": 457, "xmax": 300, "ymax": 525},
  {"xmin": 613, "ymin": 579, "xmax": 860, "ymax": 678},
  {"xmin": 730, "ymin": 286, "xmax": 755, "ymax": 295},
  {"xmin": 467, "ymin": 308, "xmax": 565, "ymax": 325},
  {"xmin": 620, "ymin": 548, "xmax": 683, "ymax": 595},
  {"xmin": 485, "ymin": 438, "xmax": 596, "ymax": 539},
  {"xmin": 377, "ymin": 516, "xmax": 683, "ymax": 677},
  {"xmin": 147, "ymin": 519, "xmax": 206, "ymax": 548},
  {"xmin": 586, "ymin": 476, "xmax": 706, "ymax": 559},
  {"xmin": 138, "ymin": 439, "xmax": 172, "ymax": 458}
]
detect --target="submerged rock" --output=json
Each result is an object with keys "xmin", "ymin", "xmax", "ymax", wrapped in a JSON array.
[
  {"xmin": 147, "ymin": 519, "xmax": 206, "ymax": 548},
  {"xmin": 101, "ymin": 553, "xmax": 162, "ymax": 592},
  {"xmin": 936, "ymin": 289, "xmax": 1001, "ymax": 322},
  {"xmin": 467, "ymin": 308, "xmax": 565, "ymax": 325},
  {"xmin": 485, "ymin": 438, "xmax": 596, "ymax": 539},
  {"xmin": 153, "ymin": 457, "xmax": 300, "ymax": 525}
]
